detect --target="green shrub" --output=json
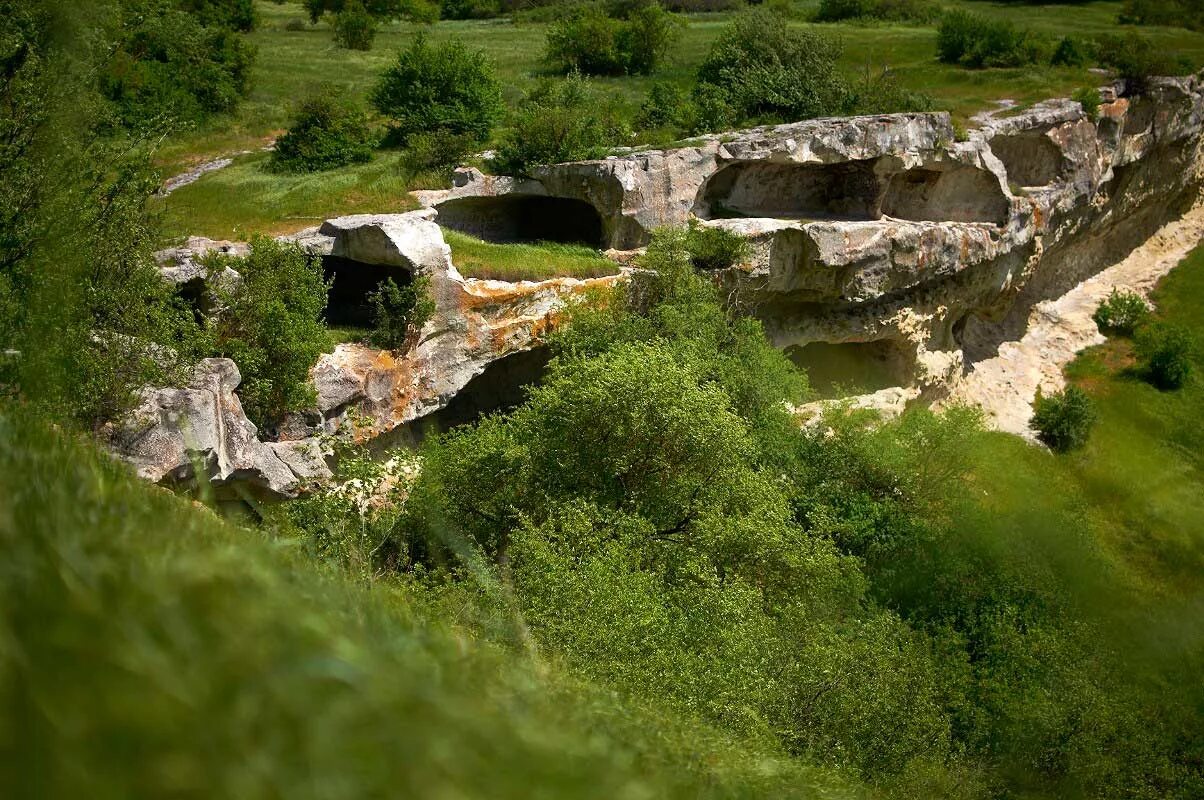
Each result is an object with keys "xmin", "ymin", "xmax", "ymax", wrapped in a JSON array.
[
  {"xmin": 399, "ymin": 129, "xmax": 477, "ymax": 183},
  {"xmin": 1136, "ymin": 323, "xmax": 1194, "ymax": 390},
  {"xmin": 1118, "ymin": 0, "xmax": 1204, "ymax": 32},
  {"xmin": 371, "ymin": 34, "xmax": 504, "ymax": 145},
  {"xmin": 332, "ymin": 0, "xmax": 377, "ymax": 49},
  {"xmin": 696, "ymin": 9, "xmax": 847, "ymax": 124},
  {"xmin": 369, "ymin": 276, "xmax": 435, "ymax": 349},
  {"xmin": 491, "ymin": 73, "xmax": 631, "ymax": 175},
  {"xmin": 846, "ymin": 66, "xmax": 934, "ymax": 115},
  {"xmin": 1031, "ymin": 386, "xmax": 1096, "ymax": 452},
  {"xmin": 270, "ymin": 87, "xmax": 376, "ymax": 173},
  {"xmin": 1094, "ymin": 33, "xmax": 1194, "ymax": 89},
  {"xmin": 936, "ymin": 10, "xmax": 1042, "ymax": 68},
  {"xmin": 440, "ymin": 0, "xmax": 502, "ymax": 18},
  {"xmin": 683, "ymin": 220, "xmax": 750, "ymax": 270},
  {"xmin": 1092, "ymin": 288, "xmax": 1148, "ymax": 337},
  {"xmin": 306, "ymin": 0, "xmax": 439, "ymax": 24},
  {"xmin": 208, "ymin": 237, "xmax": 330, "ymax": 430},
  {"xmin": 178, "ymin": 0, "xmax": 257, "ymax": 30},
  {"xmin": 813, "ymin": 0, "xmax": 941, "ymax": 24},
  {"xmin": 637, "ymin": 81, "xmax": 690, "ymax": 129},
  {"xmin": 1051, "ymin": 35, "xmax": 1089, "ymax": 67},
  {"xmin": 102, "ymin": 0, "xmax": 256, "ymax": 130},
  {"xmin": 544, "ymin": 2, "xmax": 680, "ymax": 76},
  {"xmin": 1072, "ymin": 86, "xmax": 1101, "ymax": 120}
]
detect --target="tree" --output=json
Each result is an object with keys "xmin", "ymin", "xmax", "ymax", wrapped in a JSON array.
[
  {"xmin": 370, "ymin": 34, "xmax": 504, "ymax": 144},
  {"xmin": 696, "ymin": 9, "xmax": 847, "ymax": 123},
  {"xmin": 208, "ymin": 237, "xmax": 330, "ymax": 430},
  {"xmin": 271, "ymin": 86, "xmax": 376, "ymax": 172},
  {"xmin": 1136, "ymin": 323, "xmax": 1194, "ymax": 390},
  {"xmin": 544, "ymin": 1, "xmax": 680, "ymax": 76}
]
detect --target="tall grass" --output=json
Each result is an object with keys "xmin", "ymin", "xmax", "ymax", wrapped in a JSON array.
[{"xmin": 445, "ymin": 229, "xmax": 620, "ymax": 281}]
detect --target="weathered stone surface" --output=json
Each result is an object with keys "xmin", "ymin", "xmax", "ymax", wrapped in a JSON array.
[
  {"xmin": 108, "ymin": 359, "xmax": 330, "ymax": 497},
  {"xmin": 311, "ymin": 212, "xmax": 624, "ymax": 439},
  {"xmin": 155, "ymin": 236, "xmax": 245, "ymax": 292}
]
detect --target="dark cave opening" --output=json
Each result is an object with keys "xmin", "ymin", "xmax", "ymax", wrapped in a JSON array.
[
  {"xmin": 989, "ymin": 132, "xmax": 1067, "ymax": 188},
  {"xmin": 434, "ymin": 195, "xmax": 606, "ymax": 247},
  {"xmin": 879, "ymin": 166, "xmax": 1010, "ymax": 225},
  {"xmin": 321, "ymin": 255, "xmax": 413, "ymax": 328},
  {"xmin": 696, "ymin": 159, "xmax": 883, "ymax": 221}
]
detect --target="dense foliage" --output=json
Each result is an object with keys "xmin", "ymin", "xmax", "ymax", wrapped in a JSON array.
[
  {"xmin": 207, "ymin": 237, "xmax": 330, "ymax": 430},
  {"xmin": 1, "ymin": 0, "xmax": 203, "ymax": 427},
  {"xmin": 371, "ymin": 34, "xmax": 504, "ymax": 144},
  {"xmin": 177, "ymin": 0, "xmax": 257, "ymax": 31},
  {"xmin": 1119, "ymin": 0, "xmax": 1204, "ymax": 31},
  {"xmin": 936, "ymin": 10, "xmax": 1043, "ymax": 68},
  {"xmin": 1137, "ymin": 322, "xmax": 1194, "ymax": 390},
  {"xmin": 1093, "ymin": 288, "xmax": 1149, "ymax": 336},
  {"xmin": 491, "ymin": 73, "xmax": 631, "ymax": 174},
  {"xmin": 271, "ymin": 87, "xmax": 376, "ymax": 172},
  {"xmin": 1031, "ymin": 385, "xmax": 1096, "ymax": 452},
  {"xmin": 695, "ymin": 9, "xmax": 848, "ymax": 124},
  {"xmin": 682, "ymin": 220, "xmax": 750, "ymax": 270},
  {"xmin": 332, "ymin": 0, "xmax": 378, "ymax": 49},
  {"xmin": 102, "ymin": 0, "xmax": 255, "ymax": 130},
  {"xmin": 813, "ymin": 0, "xmax": 941, "ymax": 24},
  {"xmin": 544, "ymin": 1, "xmax": 681, "ymax": 76},
  {"xmin": 368, "ymin": 275, "xmax": 435, "ymax": 349},
  {"xmin": 305, "ymin": 0, "xmax": 438, "ymax": 25}
]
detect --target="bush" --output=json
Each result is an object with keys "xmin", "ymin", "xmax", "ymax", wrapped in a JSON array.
[
  {"xmin": 208, "ymin": 237, "xmax": 330, "ymax": 430},
  {"xmin": 1118, "ymin": 0, "xmax": 1204, "ymax": 32},
  {"xmin": 1092, "ymin": 288, "xmax": 1148, "ymax": 337},
  {"xmin": 936, "ymin": 10, "xmax": 1042, "ymax": 68},
  {"xmin": 846, "ymin": 66, "xmax": 934, "ymax": 115},
  {"xmin": 813, "ymin": 0, "xmax": 941, "ymax": 24},
  {"xmin": 637, "ymin": 81, "xmax": 690, "ymax": 129},
  {"xmin": 178, "ymin": 0, "xmax": 257, "ymax": 31},
  {"xmin": 440, "ymin": 0, "xmax": 502, "ymax": 18},
  {"xmin": 1072, "ymin": 86, "xmax": 1101, "ymax": 120},
  {"xmin": 102, "ymin": 0, "xmax": 256, "ymax": 130},
  {"xmin": 306, "ymin": 0, "xmax": 439, "ymax": 24},
  {"xmin": 399, "ymin": 129, "xmax": 477, "ymax": 182},
  {"xmin": 491, "ymin": 74, "xmax": 631, "ymax": 175},
  {"xmin": 696, "ymin": 9, "xmax": 847, "ymax": 124},
  {"xmin": 1031, "ymin": 386, "xmax": 1096, "ymax": 452},
  {"xmin": 371, "ymin": 34, "xmax": 504, "ymax": 145},
  {"xmin": 544, "ymin": 2, "xmax": 680, "ymax": 76},
  {"xmin": 1051, "ymin": 36, "xmax": 1089, "ymax": 67},
  {"xmin": 1094, "ymin": 33, "xmax": 1194, "ymax": 89},
  {"xmin": 270, "ymin": 87, "xmax": 376, "ymax": 173},
  {"xmin": 683, "ymin": 220, "xmax": 750, "ymax": 270},
  {"xmin": 368, "ymin": 276, "xmax": 435, "ymax": 349},
  {"xmin": 1136, "ymin": 323, "xmax": 1194, "ymax": 390},
  {"xmin": 332, "ymin": 0, "xmax": 377, "ymax": 49}
]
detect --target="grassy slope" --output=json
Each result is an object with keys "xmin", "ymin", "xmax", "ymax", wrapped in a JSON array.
[
  {"xmin": 157, "ymin": 0, "xmax": 1204, "ymax": 241},
  {"xmin": 0, "ymin": 408, "xmax": 864, "ymax": 800},
  {"xmin": 1061, "ymin": 244, "xmax": 1204, "ymax": 594},
  {"xmin": 445, "ymin": 230, "xmax": 621, "ymax": 281}
]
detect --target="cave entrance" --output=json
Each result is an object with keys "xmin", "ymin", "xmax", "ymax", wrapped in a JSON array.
[
  {"xmin": 879, "ymin": 166, "xmax": 1009, "ymax": 225},
  {"xmin": 989, "ymin": 132, "xmax": 1066, "ymax": 188},
  {"xmin": 434, "ymin": 195, "xmax": 606, "ymax": 247},
  {"xmin": 786, "ymin": 339, "xmax": 910, "ymax": 399},
  {"xmin": 321, "ymin": 255, "xmax": 413, "ymax": 329},
  {"xmin": 696, "ymin": 159, "xmax": 883, "ymax": 221}
]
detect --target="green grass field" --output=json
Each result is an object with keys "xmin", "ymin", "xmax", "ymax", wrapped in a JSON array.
[
  {"xmin": 156, "ymin": 0, "xmax": 1204, "ymax": 242},
  {"xmin": 1060, "ymin": 245, "xmax": 1204, "ymax": 593},
  {"xmin": 446, "ymin": 230, "xmax": 621, "ymax": 281}
]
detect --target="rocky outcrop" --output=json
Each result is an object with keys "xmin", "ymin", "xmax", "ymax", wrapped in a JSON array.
[
  {"xmin": 418, "ymin": 75, "xmax": 1204, "ymax": 415},
  {"xmin": 107, "ymin": 359, "xmax": 331, "ymax": 498},
  {"xmin": 117, "ymin": 212, "xmax": 621, "ymax": 496},
  {"xmin": 305, "ymin": 211, "xmax": 623, "ymax": 440}
]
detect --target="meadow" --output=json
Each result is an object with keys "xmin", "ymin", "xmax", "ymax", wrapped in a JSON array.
[{"xmin": 156, "ymin": 0, "xmax": 1204, "ymax": 242}]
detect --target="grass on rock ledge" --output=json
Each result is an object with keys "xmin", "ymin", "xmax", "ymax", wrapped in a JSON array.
[{"xmin": 445, "ymin": 230, "xmax": 620, "ymax": 282}]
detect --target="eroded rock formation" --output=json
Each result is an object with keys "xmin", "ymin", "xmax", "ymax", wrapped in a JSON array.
[{"xmin": 418, "ymin": 75, "xmax": 1204, "ymax": 409}]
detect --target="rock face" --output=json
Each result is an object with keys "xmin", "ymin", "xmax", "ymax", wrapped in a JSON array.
[
  {"xmin": 306, "ymin": 210, "xmax": 623, "ymax": 440},
  {"xmin": 418, "ymin": 75, "xmax": 1204, "ymax": 412},
  {"xmin": 108, "ymin": 359, "xmax": 331, "ymax": 498},
  {"xmin": 117, "ymin": 212, "xmax": 621, "ymax": 496}
]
